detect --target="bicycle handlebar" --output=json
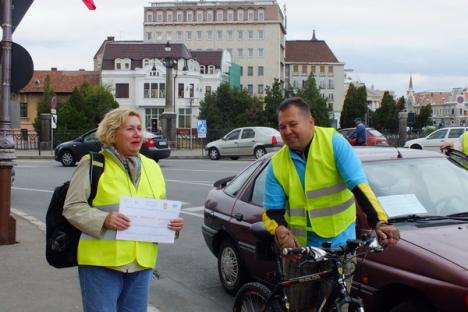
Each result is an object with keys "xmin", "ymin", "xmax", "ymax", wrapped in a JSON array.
[{"xmin": 282, "ymin": 234, "xmax": 384, "ymax": 260}]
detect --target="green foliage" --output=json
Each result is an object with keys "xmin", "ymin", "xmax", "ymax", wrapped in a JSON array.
[
  {"xmin": 56, "ymin": 82, "xmax": 118, "ymax": 138},
  {"xmin": 198, "ymin": 82, "xmax": 266, "ymax": 140},
  {"xmin": 414, "ymin": 104, "xmax": 432, "ymax": 129},
  {"xmin": 263, "ymin": 79, "xmax": 283, "ymax": 128},
  {"xmin": 373, "ymin": 91, "xmax": 398, "ymax": 130},
  {"xmin": 396, "ymin": 96, "xmax": 406, "ymax": 111},
  {"xmin": 33, "ymin": 76, "xmax": 55, "ymax": 136},
  {"xmin": 297, "ymin": 74, "xmax": 330, "ymax": 126},
  {"xmin": 340, "ymin": 83, "xmax": 368, "ymax": 128}
]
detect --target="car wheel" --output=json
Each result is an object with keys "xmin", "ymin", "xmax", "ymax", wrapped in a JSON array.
[
  {"xmin": 230, "ymin": 156, "xmax": 240, "ymax": 160},
  {"xmin": 254, "ymin": 147, "xmax": 266, "ymax": 159},
  {"xmin": 209, "ymin": 147, "xmax": 220, "ymax": 160},
  {"xmin": 60, "ymin": 151, "xmax": 76, "ymax": 167},
  {"xmin": 218, "ymin": 239, "xmax": 246, "ymax": 294},
  {"xmin": 409, "ymin": 144, "xmax": 422, "ymax": 150}
]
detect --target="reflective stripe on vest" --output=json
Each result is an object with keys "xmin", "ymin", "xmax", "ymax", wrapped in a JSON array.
[
  {"xmin": 464, "ymin": 132, "xmax": 468, "ymax": 155},
  {"xmin": 77, "ymin": 153, "xmax": 166, "ymax": 268},
  {"xmin": 271, "ymin": 127, "xmax": 356, "ymax": 243}
]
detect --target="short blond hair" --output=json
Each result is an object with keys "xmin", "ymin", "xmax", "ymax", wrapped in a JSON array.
[{"xmin": 96, "ymin": 107, "xmax": 142, "ymax": 146}]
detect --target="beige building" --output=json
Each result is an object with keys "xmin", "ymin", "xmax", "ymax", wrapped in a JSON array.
[
  {"xmin": 143, "ymin": 0, "xmax": 285, "ymax": 96},
  {"xmin": 285, "ymin": 32, "xmax": 345, "ymax": 127}
]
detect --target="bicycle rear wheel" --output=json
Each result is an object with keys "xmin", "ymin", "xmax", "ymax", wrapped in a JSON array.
[{"xmin": 233, "ymin": 282, "xmax": 284, "ymax": 312}]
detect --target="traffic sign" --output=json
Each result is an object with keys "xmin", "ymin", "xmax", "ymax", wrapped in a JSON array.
[
  {"xmin": 197, "ymin": 120, "xmax": 207, "ymax": 138},
  {"xmin": 51, "ymin": 108, "xmax": 57, "ymax": 129}
]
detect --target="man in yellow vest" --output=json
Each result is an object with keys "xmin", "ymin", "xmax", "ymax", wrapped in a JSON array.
[
  {"xmin": 440, "ymin": 131, "xmax": 468, "ymax": 155},
  {"xmin": 262, "ymin": 97, "xmax": 400, "ymax": 312}
]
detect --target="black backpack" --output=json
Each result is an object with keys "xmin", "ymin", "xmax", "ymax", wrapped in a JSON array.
[{"xmin": 45, "ymin": 152, "xmax": 105, "ymax": 268}]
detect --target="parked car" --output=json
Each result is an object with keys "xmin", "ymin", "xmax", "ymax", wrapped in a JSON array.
[
  {"xmin": 404, "ymin": 127, "xmax": 467, "ymax": 151},
  {"xmin": 338, "ymin": 127, "xmax": 389, "ymax": 146},
  {"xmin": 202, "ymin": 147, "xmax": 468, "ymax": 311},
  {"xmin": 54, "ymin": 129, "xmax": 170, "ymax": 166},
  {"xmin": 205, "ymin": 127, "xmax": 283, "ymax": 160}
]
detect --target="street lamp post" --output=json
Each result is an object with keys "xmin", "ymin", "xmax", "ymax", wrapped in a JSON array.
[
  {"xmin": 189, "ymin": 97, "xmax": 194, "ymax": 150},
  {"xmin": 160, "ymin": 42, "xmax": 178, "ymax": 148}
]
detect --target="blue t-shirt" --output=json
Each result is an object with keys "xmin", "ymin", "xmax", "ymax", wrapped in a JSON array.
[{"xmin": 263, "ymin": 132, "xmax": 367, "ymax": 247}]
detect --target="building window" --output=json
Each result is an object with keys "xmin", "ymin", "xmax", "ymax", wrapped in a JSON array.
[
  {"xmin": 217, "ymin": 10, "xmax": 223, "ymax": 21},
  {"xmin": 247, "ymin": 84, "xmax": 253, "ymax": 95},
  {"xmin": 258, "ymin": 66, "xmax": 264, "ymax": 76},
  {"xmin": 248, "ymin": 48, "xmax": 253, "ymax": 57},
  {"xmin": 319, "ymin": 80, "xmax": 326, "ymax": 89},
  {"xmin": 237, "ymin": 48, "xmax": 243, "ymax": 57},
  {"xmin": 144, "ymin": 83, "xmax": 164, "ymax": 98},
  {"xmin": 258, "ymin": 48, "xmax": 264, "ymax": 57},
  {"xmin": 145, "ymin": 108, "xmax": 164, "ymax": 131},
  {"xmin": 156, "ymin": 11, "xmax": 163, "ymax": 22},
  {"xmin": 197, "ymin": 11, "xmax": 203, "ymax": 21},
  {"xmin": 240, "ymin": 66, "xmax": 243, "ymax": 76},
  {"xmin": 20, "ymin": 102, "xmax": 28, "ymax": 118},
  {"xmin": 115, "ymin": 83, "xmax": 129, "ymax": 98},
  {"xmin": 167, "ymin": 12, "xmax": 173, "ymax": 22},
  {"xmin": 237, "ymin": 10, "xmax": 244, "ymax": 21},
  {"xmin": 208, "ymin": 65, "xmax": 215, "ymax": 74},
  {"xmin": 328, "ymin": 93, "xmax": 334, "ymax": 101},
  {"xmin": 197, "ymin": 31, "xmax": 202, "ymax": 40},
  {"xmin": 248, "ymin": 10, "xmax": 254, "ymax": 21},
  {"xmin": 227, "ymin": 10, "xmax": 234, "ymax": 21},
  {"xmin": 207, "ymin": 10, "xmax": 213, "ymax": 21},
  {"xmin": 207, "ymin": 30, "xmax": 213, "ymax": 40},
  {"xmin": 320, "ymin": 65, "xmax": 325, "ymax": 73},
  {"xmin": 258, "ymin": 30, "xmax": 264, "ymax": 39},
  {"xmin": 186, "ymin": 10, "xmax": 193, "ymax": 22},
  {"xmin": 200, "ymin": 65, "xmax": 205, "ymax": 74},
  {"xmin": 248, "ymin": 66, "xmax": 253, "ymax": 76},
  {"xmin": 227, "ymin": 30, "xmax": 233, "ymax": 40},
  {"xmin": 238, "ymin": 30, "xmax": 243, "ymax": 40},
  {"xmin": 166, "ymin": 31, "xmax": 172, "ymax": 41},
  {"xmin": 217, "ymin": 30, "xmax": 223, "ymax": 40},
  {"xmin": 328, "ymin": 65, "xmax": 334, "ymax": 73},
  {"xmin": 248, "ymin": 30, "xmax": 253, "ymax": 39},
  {"xmin": 328, "ymin": 79, "xmax": 334, "ymax": 89},
  {"xmin": 146, "ymin": 12, "xmax": 153, "ymax": 22},
  {"xmin": 205, "ymin": 85, "xmax": 212, "ymax": 95},
  {"xmin": 293, "ymin": 64, "xmax": 298, "ymax": 73},
  {"xmin": 156, "ymin": 32, "xmax": 162, "ymax": 41},
  {"xmin": 159, "ymin": 83, "xmax": 165, "ymax": 98},
  {"xmin": 258, "ymin": 84, "xmax": 264, "ymax": 95},
  {"xmin": 189, "ymin": 83, "xmax": 195, "ymax": 98},
  {"xmin": 177, "ymin": 31, "xmax": 183, "ymax": 40},
  {"xmin": 186, "ymin": 31, "xmax": 192, "ymax": 40},
  {"xmin": 258, "ymin": 9, "xmax": 264, "ymax": 21},
  {"xmin": 178, "ymin": 83, "xmax": 185, "ymax": 98},
  {"xmin": 146, "ymin": 32, "xmax": 152, "ymax": 40},
  {"xmin": 302, "ymin": 65, "xmax": 307, "ymax": 74},
  {"xmin": 178, "ymin": 108, "xmax": 191, "ymax": 128},
  {"xmin": 176, "ymin": 11, "xmax": 183, "ymax": 22},
  {"xmin": 311, "ymin": 65, "xmax": 316, "ymax": 73}
]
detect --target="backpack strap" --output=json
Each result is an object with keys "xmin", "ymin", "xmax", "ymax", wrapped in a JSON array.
[{"xmin": 87, "ymin": 152, "xmax": 105, "ymax": 205}]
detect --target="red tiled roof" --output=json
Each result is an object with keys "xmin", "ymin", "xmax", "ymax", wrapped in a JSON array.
[
  {"xmin": 414, "ymin": 92, "xmax": 450, "ymax": 106},
  {"xmin": 20, "ymin": 70, "xmax": 100, "ymax": 94},
  {"xmin": 286, "ymin": 40, "xmax": 339, "ymax": 63}
]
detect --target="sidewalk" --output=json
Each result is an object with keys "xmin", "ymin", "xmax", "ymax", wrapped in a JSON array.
[{"xmin": 13, "ymin": 148, "xmax": 207, "ymax": 160}]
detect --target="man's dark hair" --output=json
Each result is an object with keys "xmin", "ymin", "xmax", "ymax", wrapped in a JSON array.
[{"xmin": 278, "ymin": 97, "xmax": 311, "ymax": 116}]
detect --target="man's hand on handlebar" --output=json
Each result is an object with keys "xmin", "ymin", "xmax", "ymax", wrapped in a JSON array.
[
  {"xmin": 275, "ymin": 225, "xmax": 301, "ymax": 262},
  {"xmin": 375, "ymin": 221, "xmax": 400, "ymax": 247}
]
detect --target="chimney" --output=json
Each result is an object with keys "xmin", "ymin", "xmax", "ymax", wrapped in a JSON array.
[
  {"xmin": 51, "ymin": 67, "xmax": 58, "ymax": 71},
  {"xmin": 107, "ymin": 36, "xmax": 115, "ymax": 41},
  {"xmin": 79, "ymin": 69, "xmax": 85, "ymax": 71}
]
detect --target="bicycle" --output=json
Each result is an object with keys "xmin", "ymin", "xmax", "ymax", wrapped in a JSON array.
[{"xmin": 232, "ymin": 222, "xmax": 384, "ymax": 312}]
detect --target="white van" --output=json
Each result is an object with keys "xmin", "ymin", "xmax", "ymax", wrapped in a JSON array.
[{"xmin": 404, "ymin": 127, "xmax": 467, "ymax": 151}]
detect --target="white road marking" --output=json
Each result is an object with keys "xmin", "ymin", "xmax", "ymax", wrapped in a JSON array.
[
  {"xmin": 163, "ymin": 167, "xmax": 239, "ymax": 173},
  {"xmin": 165, "ymin": 179, "xmax": 213, "ymax": 187}
]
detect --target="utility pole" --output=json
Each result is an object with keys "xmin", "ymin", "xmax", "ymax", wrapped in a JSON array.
[
  {"xmin": 0, "ymin": 0, "xmax": 16, "ymax": 245},
  {"xmin": 160, "ymin": 42, "xmax": 178, "ymax": 148}
]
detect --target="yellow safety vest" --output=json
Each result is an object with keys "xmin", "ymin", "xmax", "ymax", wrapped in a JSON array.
[
  {"xmin": 77, "ymin": 152, "xmax": 166, "ymax": 268},
  {"xmin": 271, "ymin": 127, "xmax": 356, "ymax": 245}
]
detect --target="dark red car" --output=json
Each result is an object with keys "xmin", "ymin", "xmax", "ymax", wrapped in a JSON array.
[
  {"xmin": 202, "ymin": 147, "xmax": 468, "ymax": 312},
  {"xmin": 338, "ymin": 128, "xmax": 389, "ymax": 146}
]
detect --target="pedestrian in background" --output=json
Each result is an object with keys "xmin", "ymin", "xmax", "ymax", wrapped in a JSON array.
[
  {"xmin": 262, "ymin": 97, "xmax": 399, "ymax": 312},
  {"xmin": 349, "ymin": 117, "xmax": 367, "ymax": 146},
  {"xmin": 63, "ymin": 107, "xmax": 183, "ymax": 312}
]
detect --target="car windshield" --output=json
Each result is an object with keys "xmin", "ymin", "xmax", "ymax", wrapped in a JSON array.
[{"xmin": 364, "ymin": 158, "xmax": 468, "ymax": 219}]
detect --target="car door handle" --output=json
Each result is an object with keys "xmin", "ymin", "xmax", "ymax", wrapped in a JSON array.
[{"xmin": 234, "ymin": 213, "xmax": 243, "ymax": 221}]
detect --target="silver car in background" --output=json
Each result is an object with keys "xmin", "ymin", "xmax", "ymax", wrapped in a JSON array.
[{"xmin": 205, "ymin": 127, "xmax": 283, "ymax": 160}]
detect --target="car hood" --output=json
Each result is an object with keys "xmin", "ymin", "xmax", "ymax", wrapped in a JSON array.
[
  {"xmin": 206, "ymin": 139, "xmax": 222, "ymax": 147},
  {"xmin": 402, "ymin": 223, "xmax": 468, "ymax": 269},
  {"xmin": 404, "ymin": 138, "xmax": 424, "ymax": 146}
]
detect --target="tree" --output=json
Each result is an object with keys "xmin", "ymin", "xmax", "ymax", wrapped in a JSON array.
[
  {"xmin": 373, "ymin": 91, "xmax": 398, "ymax": 130},
  {"xmin": 297, "ymin": 74, "xmax": 330, "ymax": 126},
  {"xmin": 263, "ymin": 79, "xmax": 283, "ymax": 128},
  {"xmin": 33, "ymin": 75, "xmax": 55, "ymax": 136},
  {"xmin": 396, "ymin": 96, "xmax": 406, "ymax": 112},
  {"xmin": 414, "ymin": 104, "xmax": 432, "ymax": 129},
  {"xmin": 55, "ymin": 82, "xmax": 118, "ymax": 141},
  {"xmin": 340, "ymin": 83, "xmax": 368, "ymax": 128}
]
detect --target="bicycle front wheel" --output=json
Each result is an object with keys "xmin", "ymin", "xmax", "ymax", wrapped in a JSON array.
[{"xmin": 232, "ymin": 282, "xmax": 284, "ymax": 312}]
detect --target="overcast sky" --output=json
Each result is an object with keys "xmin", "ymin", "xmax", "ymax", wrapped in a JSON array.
[{"xmin": 13, "ymin": 0, "xmax": 468, "ymax": 96}]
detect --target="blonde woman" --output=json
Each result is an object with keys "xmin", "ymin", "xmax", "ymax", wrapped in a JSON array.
[{"xmin": 64, "ymin": 107, "xmax": 183, "ymax": 312}]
